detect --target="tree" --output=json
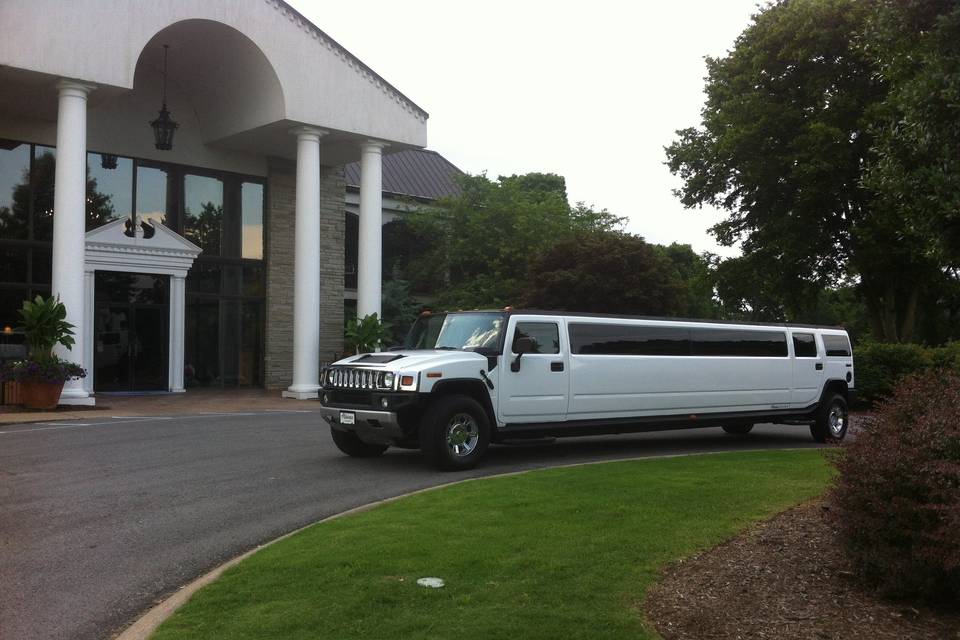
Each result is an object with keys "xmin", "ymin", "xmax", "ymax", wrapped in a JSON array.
[
  {"xmin": 665, "ymin": 0, "xmax": 935, "ymax": 341},
  {"xmin": 655, "ymin": 243, "xmax": 720, "ymax": 318},
  {"xmin": 519, "ymin": 231, "xmax": 686, "ymax": 316},
  {"xmin": 403, "ymin": 173, "xmax": 624, "ymax": 308}
]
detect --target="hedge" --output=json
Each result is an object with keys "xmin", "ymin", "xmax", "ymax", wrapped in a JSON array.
[{"xmin": 854, "ymin": 341, "xmax": 960, "ymax": 406}]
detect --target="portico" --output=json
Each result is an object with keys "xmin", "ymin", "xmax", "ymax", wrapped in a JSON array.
[{"xmin": 0, "ymin": 0, "xmax": 428, "ymax": 404}]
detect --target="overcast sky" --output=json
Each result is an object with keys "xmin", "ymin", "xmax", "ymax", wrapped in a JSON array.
[{"xmin": 291, "ymin": 0, "xmax": 760, "ymax": 256}]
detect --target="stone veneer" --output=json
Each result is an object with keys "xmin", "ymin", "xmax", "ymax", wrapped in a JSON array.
[{"xmin": 264, "ymin": 158, "xmax": 345, "ymax": 390}]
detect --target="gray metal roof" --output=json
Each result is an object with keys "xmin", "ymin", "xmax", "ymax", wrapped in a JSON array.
[{"xmin": 344, "ymin": 149, "xmax": 463, "ymax": 201}]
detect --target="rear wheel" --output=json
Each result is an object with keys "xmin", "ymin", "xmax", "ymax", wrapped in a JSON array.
[
  {"xmin": 810, "ymin": 393, "xmax": 848, "ymax": 443},
  {"xmin": 330, "ymin": 426, "xmax": 389, "ymax": 457},
  {"xmin": 420, "ymin": 395, "xmax": 490, "ymax": 471},
  {"xmin": 722, "ymin": 423, "xmax": 754, "ymax": 435}
]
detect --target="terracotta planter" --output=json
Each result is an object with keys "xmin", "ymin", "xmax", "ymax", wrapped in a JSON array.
[{"xmin": 20, "ymin": 381, "xmax": 65, "ymax": 410}]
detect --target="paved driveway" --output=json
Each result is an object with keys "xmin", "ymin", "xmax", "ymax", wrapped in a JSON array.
[{"xmin": 0, "ymin": 410, "xmax": 823, "ymax": 640}]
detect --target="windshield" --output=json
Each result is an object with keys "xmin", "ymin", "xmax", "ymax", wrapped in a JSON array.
[{"xmin": 404, "ymin": 312, "xmax": 505, "ymax": 353}]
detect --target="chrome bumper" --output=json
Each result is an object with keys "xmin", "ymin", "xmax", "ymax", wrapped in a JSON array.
[{"xmin": 318, "ymin": 406, "xmax": 403, "ymax": 444}]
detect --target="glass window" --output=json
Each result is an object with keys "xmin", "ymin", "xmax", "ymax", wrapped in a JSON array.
[
  {"xmin": 793, "ymin": 333, "xmax": 818, "ymax": 358},
  {"xmin": 136, "ymin": 165, "xmax": 170, "ymax": 227},
  {"xmin": 184, "ymin": 174, "xmax": 223, "ymax": 256},
  {"xmin": 345, "ymin": 212, "xmax": 358, "ymax": 289},
  {"xmin": 242, "ymin": 263, "xmax": 264, "ymax": 297},
  {"xmin": 31, "ymin": 248, "xmax": 51, "ymax": 286},
  {"xmin": 87, "ymin": 153, "xmax": 132, "ymax": 231},
  {"xmin": 690, "ymin": 328, "xmax": 788, "ymax": 357},
  {"xmin": 0, "ymin": 140, "xmax": 30, "ymax": 240},
  {"xmin": 185, "ymin": 299, "xmax": 220, "ymax": 387},
  {"xmin": 823, "ymin": 334, "xmax": 852, "ymax": 357},
  {"xmin": 569, "ymin": 323, "xmax": 690, "ymax": 356},
  {"xmin": 513, "ymin": 322, "xmax": 560, "ymax": 354},
  {"xmin": 241, "ymin": 182, "xmax": 263, "ymax": 260},
  {"xmin": 31, "ymin": 146, "xmax": 56, "ymax": 241},
  {"xmin": 186, "ymin": 262, "xmax": 221, "ymax": 295},
  {"xmin": 0, "ymin": 246, "xmax": 28, "ymax": 283}
]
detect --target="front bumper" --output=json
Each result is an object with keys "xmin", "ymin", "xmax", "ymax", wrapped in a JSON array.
[{"xmin": 319, "ymin": 406, "xmax": 403, "ymax": 444}]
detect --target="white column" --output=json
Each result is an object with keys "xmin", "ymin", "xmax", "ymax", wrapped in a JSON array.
[
  {"xmin": 283, "ymin": 127, "xmax": 326, "ymax": 400},
  {"xmin": 53, "ymin": 80, "xmax": 96, "ymax": 406},
  {"xmin": 168, "ymin": 274, "xmax": 186, "ymax": 393},
  {"xmin": 82, "ymin": 269, "xmax": 95, "ymax": 394},
  {"xmin": 357, "ymin": 141, "xmax": 386, "ymax": 319}
]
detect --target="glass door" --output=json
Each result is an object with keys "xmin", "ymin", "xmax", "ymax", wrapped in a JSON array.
[{"xmin": 94, "ymin": 272, "xmax": 169, "ymax": 392}]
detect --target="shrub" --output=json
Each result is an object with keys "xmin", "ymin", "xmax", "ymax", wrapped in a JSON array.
[
  {"xmin": 831, "ymin": 369, "xmax": 960, "ymax": 603},
  {"xmin": 853, "ymin": 341, "xmax": 934, "ymax": 405}
]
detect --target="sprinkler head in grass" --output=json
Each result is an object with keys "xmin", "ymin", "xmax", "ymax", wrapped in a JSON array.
[{"xmin": 416, "ymin": 577, "xmax": 445, "ymax": 588}]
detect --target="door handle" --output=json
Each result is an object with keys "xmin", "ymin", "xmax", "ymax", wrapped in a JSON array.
[
  {"xmin": 815, "ymin": 363, "xmax": 824, "ymax": 370},
  {"xmin": 551, "ymin": 361, "xmax": 564, "ymax": 372}
]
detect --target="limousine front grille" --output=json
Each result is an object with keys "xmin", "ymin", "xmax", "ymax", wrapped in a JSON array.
[
  {"xmin": 329, "ymin": 390, "xmax": 373, "ymax": 406},
  {"xmin": 325, "ymin": 367, "xmax": 396, "ymax": 391}
]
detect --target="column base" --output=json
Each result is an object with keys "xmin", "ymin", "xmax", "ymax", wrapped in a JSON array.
[
  {"xmin": 58, "ymin": 393, "xmax": 96, "ymax": 407},
  {"xmin": 170, "ymin": 388, "xmax": 186, "ymax": 394},
  {"xmin": 282, "ymin": 389, "xmax": 319, "ymax": 400}
]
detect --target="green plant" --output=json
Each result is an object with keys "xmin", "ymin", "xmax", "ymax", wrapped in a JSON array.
[
  {"xmin": 344, "ymin": 313, "xmax": 391, "ymax": 354},
  {"xmin": 18, "ymin": 295, "xmax": 76, "ymax": 363},
  {"xmin": 854, "ymin": 341, "xmax": 934, "ymax": 405},
  {"xmin": 831, "ymin": 369, "xmax": 960, "ymax": 603}
]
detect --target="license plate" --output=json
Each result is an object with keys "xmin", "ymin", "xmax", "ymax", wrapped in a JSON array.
[{"xmin": 339, "ymin": 411, "xmax": 356, "ymax": 425}]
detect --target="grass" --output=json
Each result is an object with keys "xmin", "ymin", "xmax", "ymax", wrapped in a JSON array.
[{"xmin": 153, "ymin": 450, "xmax": 833, "ymax": 640}]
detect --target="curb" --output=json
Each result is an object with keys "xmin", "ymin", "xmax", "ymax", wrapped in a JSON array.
[{"xmin": 113, "ymin": 446, "xmax": 822, "ymax": 639}]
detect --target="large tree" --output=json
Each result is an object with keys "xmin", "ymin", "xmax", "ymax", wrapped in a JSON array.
[
  {"xmin": 519, "ymin": 231, "xmax": 686, "ymax": 316},
  {"xmin": 666, "ymin": 0, "xmax": 934, "ymax": 341},
  {"xmin": 403, "ymin": 172, "xmax": 623, "ymax": 308}
]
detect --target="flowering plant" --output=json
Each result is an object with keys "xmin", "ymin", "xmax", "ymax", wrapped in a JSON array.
[{"xmin": 0, "ymin": 357, "xmax": 86, "ymax": 384}]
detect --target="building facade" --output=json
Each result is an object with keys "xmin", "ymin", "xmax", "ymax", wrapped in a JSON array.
[{"xmin": 0, "ymin": 0, "xmax": 429, "ymax": 403}]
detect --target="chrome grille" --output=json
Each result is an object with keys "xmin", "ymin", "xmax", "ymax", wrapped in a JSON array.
[{"xmin": 327, "ymin": 367, "xmax": 386, "ymax": 390}]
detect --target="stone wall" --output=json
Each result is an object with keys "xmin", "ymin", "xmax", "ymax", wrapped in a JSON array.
[{"xmin": 263, "ymin": 159, "xmax": 345, "ymax": 390}]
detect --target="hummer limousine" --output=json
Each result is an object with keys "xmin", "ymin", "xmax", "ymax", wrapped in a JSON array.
[{"xmin": 319, "ymin": 310, "xmax": 855, "ymax": 470}]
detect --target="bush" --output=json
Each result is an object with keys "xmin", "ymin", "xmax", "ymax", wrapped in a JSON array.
[
  {"xmin": 854, "ymin": 342, "xmax": 934, "ymax": 405},
  {"xmin": 831, "ymin": 369, "xmax": 960, "ymax": 603}
]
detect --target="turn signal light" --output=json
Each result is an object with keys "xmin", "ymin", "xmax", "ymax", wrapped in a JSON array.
[{"xmin": 400, "ymin": 375, "xmax": 415, "ymax": 386}]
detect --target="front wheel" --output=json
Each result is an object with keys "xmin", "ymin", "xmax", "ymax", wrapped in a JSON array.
[
  {"xmin": 420, "ymin": 395, "xmax": 491, "ymax": 471},
  {"xmin": 330, "ymin": 426, "xmax": 389, "ymax": 457},
  {"xmin": 810, "ymin": 393, "xmax": 848, "ymax": 443}
]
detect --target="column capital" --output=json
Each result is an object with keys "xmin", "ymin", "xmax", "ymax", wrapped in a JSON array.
[
  {"xmin": 55, "ymin": 79, "xmax": 97, "ymax": 98},
  {"xmin": 289, "ymin": 126, "xmax": 329, "ymax": 142},
  {"xmin": 360, "ymin": 139, "xmax": 389, "ymax": 153}
]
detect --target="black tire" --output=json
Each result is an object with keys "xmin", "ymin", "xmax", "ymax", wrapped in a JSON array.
[
  {"xmin": 329, "ymin": 426, "xmax": 389, "ymax": 457},
  {"xmin": 420, "ymin": 395, "xmax": 491, "ymax": 471},
  {"xmin": 722, "ymin": 423, "xmax": 754, "ymax": 435},
  {"xmin": 810, "ymin": 393, "xmax": 848, "ymax": 443}
]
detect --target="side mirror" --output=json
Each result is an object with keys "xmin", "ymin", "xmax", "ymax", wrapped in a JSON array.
[{"xmin": 511, "ymin": 337, "xmax": 536, "ymax": 372}]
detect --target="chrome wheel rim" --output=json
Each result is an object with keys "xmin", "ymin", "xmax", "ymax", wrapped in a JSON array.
[
  {"xmin": 446, "ymin": 412, "xmax": 479, "ymax": 458},
  {"xmin": 828, "ymin": 404, "xmax": 846, "ymax": 437}
]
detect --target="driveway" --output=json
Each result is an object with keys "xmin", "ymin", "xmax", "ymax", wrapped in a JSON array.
[{"xmin": 0, "ymin": 410, "xmax": 823, "ymax": 640}]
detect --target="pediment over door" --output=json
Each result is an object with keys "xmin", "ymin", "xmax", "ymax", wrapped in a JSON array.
[{"xmin": 84, "ymin": 218, "xmax": 201, "ymax": 276}]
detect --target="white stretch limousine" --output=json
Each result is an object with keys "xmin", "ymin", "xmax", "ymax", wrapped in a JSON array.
[{"xmin": 319, "ymin": 310, "xmax": 855, "ymax": 470}]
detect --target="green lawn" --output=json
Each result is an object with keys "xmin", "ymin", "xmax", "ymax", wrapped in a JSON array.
[{"xmin": 153, "ymin": 450, "xmax": 833, "ymax": 640}]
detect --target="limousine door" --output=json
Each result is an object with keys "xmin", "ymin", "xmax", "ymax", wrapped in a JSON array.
[{"xmin": 498, "ymin": 318, "xmax": 569, "ymax": 422}]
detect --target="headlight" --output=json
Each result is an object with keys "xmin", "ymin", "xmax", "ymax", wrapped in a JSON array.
[
  {"xmin": 383, "ymin": 372, "xmax": 395, "ymax": 389},
  {"xmin": 326, "ymin": 369, "xmax": 335, "ymax": 384}
]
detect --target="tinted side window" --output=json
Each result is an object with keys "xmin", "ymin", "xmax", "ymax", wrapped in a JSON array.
[
  {"xmin": 513, "ymin": 322, "xmax": 560, "ymax": 354},
  {"xmin": 823, "ymin": 334, "xmax": 852, "ymax": 357},
  {"xmin": 569, "ymin": 323, "xmax": 690, "ymax": 356},
  {"xmin": 792, "ymin": 333, "xmax": 817, "ymax": 358},
  {"xmin": 690, "ymin": 328, "xmax": 788, "ymax": 357}
]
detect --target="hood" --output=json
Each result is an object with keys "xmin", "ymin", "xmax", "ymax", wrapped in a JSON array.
[{"xmin": 333, "ymin": 350, "xmax": 487, "ymax": 371}]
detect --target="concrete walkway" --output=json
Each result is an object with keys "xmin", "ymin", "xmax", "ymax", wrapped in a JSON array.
[{"xmin": 0, "ymin": 388, "xmax": 321, "ymax": 424}]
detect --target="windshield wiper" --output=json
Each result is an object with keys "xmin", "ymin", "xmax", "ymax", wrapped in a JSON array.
[{"xmin": 434, "ymin": 346, "xmax": 460, "ymax": 350}]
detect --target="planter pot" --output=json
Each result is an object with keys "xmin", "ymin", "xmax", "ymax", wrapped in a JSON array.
[
  {"xmin": 20, "ymin": 381, "xmax": 65, "ymax": 410},
  {"xmin": 2, "ymin": 381, "xmax": 22, "ymax": 405}
]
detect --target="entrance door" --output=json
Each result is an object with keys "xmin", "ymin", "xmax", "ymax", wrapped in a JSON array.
[{"xmin": 94, "ymin": 272, "xmax": 169, "ymax": 391}]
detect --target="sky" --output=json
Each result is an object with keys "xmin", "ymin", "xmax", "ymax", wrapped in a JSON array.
[{"xmin": 290, "ymin": 0, "xmax": 761, "ymax": 257}]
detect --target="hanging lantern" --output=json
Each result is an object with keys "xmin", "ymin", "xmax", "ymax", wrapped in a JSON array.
[
  {"xmin": 100, "ymin": 153, "xmax": 118, "ymax": 169},
  {"xmin": 150, "ymin": 44, "xmax": 178, "ymax": 151}
]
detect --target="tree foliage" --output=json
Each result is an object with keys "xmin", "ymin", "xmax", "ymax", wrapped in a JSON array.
[
  {"xmin": 520, "ymin": 231, "xmax": 686, "ymax": 316},
  {"xmin": 403, "ymin": 173, "xmax": 624, "ymax": 309},
  {"xmin": 666, "ymin": 0, "xmax": 959, "ymax": 342}
]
